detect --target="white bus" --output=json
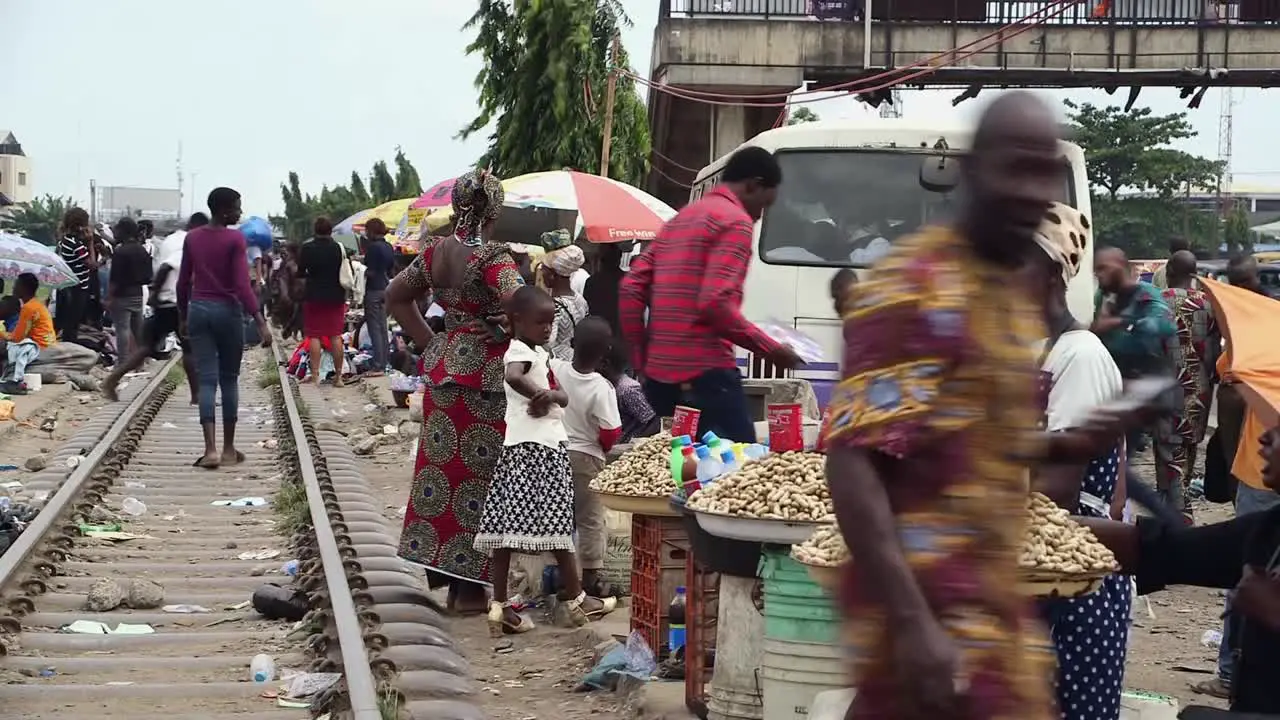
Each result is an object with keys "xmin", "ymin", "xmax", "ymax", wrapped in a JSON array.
[{"xmin": 690, "ymin": 118, "xmax": 1095, "ymax": 406}]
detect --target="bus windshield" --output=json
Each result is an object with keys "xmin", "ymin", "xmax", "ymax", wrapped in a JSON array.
[{"xmin": 758, "ymin": 148, "xmax": 1075, "ymax": 268}]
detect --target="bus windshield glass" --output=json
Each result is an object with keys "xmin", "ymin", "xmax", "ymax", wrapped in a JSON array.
[{"xmin": 758, "ymin": 148, "xmax": 1075, "ymax": 268}]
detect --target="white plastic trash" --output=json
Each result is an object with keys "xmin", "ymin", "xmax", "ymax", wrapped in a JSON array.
[
  {"xmin": 22, "ymin": 374, "xmax": 42, "ymax": 392},
  {"xmin": 250, "ymin": 654, "xmax": 275, "ymax": 684},
  {"xmin": 120, "ymin": 498, "xmax": 147, "ymax": 517}
]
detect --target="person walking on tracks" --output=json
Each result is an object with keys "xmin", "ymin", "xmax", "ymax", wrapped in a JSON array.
[
  {"xmin": 177, "ymin": 187, "xmax": 271, "ymax": 470},
  {"xmin": 386, "ymin": 169, "xmax": 523, "ymax": 614}
]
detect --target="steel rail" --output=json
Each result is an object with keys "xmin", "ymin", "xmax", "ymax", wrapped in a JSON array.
[
  {"xmin": 0, "ymin": 355, "xmax": 179, "ymax": 591},
  {"xmin": 270, "ymin": 342, "xmax": 382, "ymax": 720}
]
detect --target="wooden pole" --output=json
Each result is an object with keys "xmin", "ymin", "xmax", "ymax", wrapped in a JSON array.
[{"xmin": 599, "ymin": 34, "xmax": 620, "ymax": 178}]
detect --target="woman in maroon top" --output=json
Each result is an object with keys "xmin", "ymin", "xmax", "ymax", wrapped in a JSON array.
[{"xmin": 177, "ymin": 187, "xmax": 271, "ymax": 469}]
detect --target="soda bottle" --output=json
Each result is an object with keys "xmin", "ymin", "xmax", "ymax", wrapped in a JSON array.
[
  {"xmin": 668, "ymin": 586, "xmax": 687, "ymax": 655},
  {"xmin": 250, "ymin": 654, "xmax": 275, "ymax": 684}
]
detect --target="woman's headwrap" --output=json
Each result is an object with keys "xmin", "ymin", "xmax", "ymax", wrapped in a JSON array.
[
  {"xmin": 539, "ymin": 228, "xmax": 573, "ymax": 252},
  {"xmin": 544, "ymin": 244, "xmax": 586, "ymax": 277},
  {"xmin": 1033, "ymin": 201, "xmax": 1092, "ymax": 285},
  {"xmin": 451, "ymin": 169, "xmax": 505, "ymax": 243}
]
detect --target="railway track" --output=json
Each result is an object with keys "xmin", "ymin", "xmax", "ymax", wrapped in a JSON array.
[{"xmin": 0, "ymin": 348, "xmax": 483, "ymax": 720}]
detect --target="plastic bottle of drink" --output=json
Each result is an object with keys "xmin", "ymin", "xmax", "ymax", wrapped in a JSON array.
[
  {"xmin": 669, "ymin": 436, "xmax": 692, "ymax": 491},
  {"xmin": 701, "ymin": 431, "xmax": 723, "ymax": 453},
  {"xmin": 250, "ymin": 654, "xmax": 275, "ymax": 684},
  {"xmin": 695, "ymin": 446, "xmax": 723, "ymax": 490},
  {"xmin": 744, "ymin": 443, "xmax": 768, "ymax": 462},
  {"xmin": 720, "ymin": 449, "xmax": 739, "ymax": 475},
  {"xmin": 668, "ymin": 586, "xmax": 687, "ymax": 655}
]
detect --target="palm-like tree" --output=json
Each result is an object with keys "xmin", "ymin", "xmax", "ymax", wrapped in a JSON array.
[{"xmin": 0, "ymin": 194, "xmax": 76, "ymax": 246}]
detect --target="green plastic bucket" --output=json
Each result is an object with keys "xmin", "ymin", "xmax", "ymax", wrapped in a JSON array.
[{"xmin": 759, "ymin": 548, "xmax": 840, "ymax": 644}]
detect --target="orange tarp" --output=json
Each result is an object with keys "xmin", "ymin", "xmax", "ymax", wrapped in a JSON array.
[
  {"xmin": 1200, "ymin": 277, "xmax": 1280, "ymax": 428},
  {"xmin": 1199, "ymin": 277, "xmax": 1280, "ymax": 489}
]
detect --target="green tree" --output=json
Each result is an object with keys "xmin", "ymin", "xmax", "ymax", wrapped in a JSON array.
[
  {"xmin": 393, "ymin": 147, "xmax": 423, "ymax": 198},
  {"xmin": 787, "ymin": 107, "xmax": 820, "ymax": 125},
  {"xmin": 0, "ymin": 194, "xmax": 76, "ymax": 246},
  {"xmin": 350, "ymin": 171, "xmax": 371, "ymax": 206},
  {"xmin": 1065, "ymin": 101, "xmax": 1224, "ymax": 257},
  {"xmin": 369, "ymin": 161, "xmax": 397, "ymax": 204},
  {"xmin": 1224, "ymin": 201, "xmax": 1253, "ymax": 257},
  {"xmin": 460, "ymin": 0, "xmax": 651, "ymax": 187}
]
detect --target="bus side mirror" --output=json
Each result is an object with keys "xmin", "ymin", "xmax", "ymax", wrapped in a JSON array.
[{"xmin": 920, "ymin": 155, "xmax": 960, "ymax": 192}]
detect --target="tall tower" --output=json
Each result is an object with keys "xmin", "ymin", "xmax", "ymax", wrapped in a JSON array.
[{"xmin": 1218, "ymin": 88, "xmax": 1235, "ymax": 216}]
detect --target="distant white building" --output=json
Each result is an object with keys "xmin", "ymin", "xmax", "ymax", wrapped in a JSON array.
[{"xmin": 0, "ymin": 130, "xmax": 33, "ymax": 208}]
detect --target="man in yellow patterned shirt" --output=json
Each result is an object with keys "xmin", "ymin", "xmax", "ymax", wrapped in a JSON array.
[{"xmin": 822, "ymin": 93, "xmax": 1148, "ymax": 720}]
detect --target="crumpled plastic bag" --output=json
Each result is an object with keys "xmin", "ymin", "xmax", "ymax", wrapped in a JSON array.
[
  {"xmin": 0, "ymin": 399, "xmax": 14, "ymax": 421},
  {"xmin": 581, "ymin": 630, "xmax": 657, "ymax": 690}
]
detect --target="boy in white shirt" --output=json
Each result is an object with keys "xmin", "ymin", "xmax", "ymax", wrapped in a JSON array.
[{"xmin": 549, "ymin": 316, "xmax": 622, "ymax": 598}]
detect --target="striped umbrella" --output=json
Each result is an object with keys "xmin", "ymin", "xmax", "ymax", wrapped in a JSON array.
[{"xmin": 423, "ymin": 171, "xmax": 676, "ymax": 244}]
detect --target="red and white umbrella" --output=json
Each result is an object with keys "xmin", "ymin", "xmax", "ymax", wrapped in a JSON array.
[{"xmin": 425, "ymin": 170, "xmax": 676, "ymax": 244}]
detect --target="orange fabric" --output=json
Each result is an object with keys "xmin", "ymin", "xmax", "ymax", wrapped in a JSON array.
[
  {"xmin": 11, "ymin": 299, "xmax": 55, "ymax": 349},
  {"xmin": 1198, "ymin": 278, "xmax": 1280, "ymax": 489}
]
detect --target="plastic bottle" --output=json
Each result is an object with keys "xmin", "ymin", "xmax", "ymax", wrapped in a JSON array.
[
  {"xmin": 701, "ymin": 431, "xmax": 723, "ymax": 453},
  {"xmin": 669, "ymin": 435, "xmax": 694, "ymax": 491},
  {"xmin": 695, "ymin": 446, "xmax": 723, "ymax": 489},
  {"xmin": 720, "ymin": 449, "xmax": 739, "ymax": 475},
  {"xmin": 250, "ymin": 654, "xmax": 275, "ymax": 684},
  {"xmin": 744, "ymin": 443, "xmax": 768, "ymax": 462},
  {"xmin": 120, "ymin": 497, "xmax": 147, "ymax": 517},
  {"xmin": 668, "ymin": 586, "xmax": 687, "ymax": 654}
]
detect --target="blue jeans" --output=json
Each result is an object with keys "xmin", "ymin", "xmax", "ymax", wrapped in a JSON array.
[
  {"xmin": 1218, "ymin": 482, "xmax": 1280, "ymax": 682},
  {"xmin": 187, "ymin": 300, "xmax": 244, "ymax": 425},
  {"xmin": 643, "ymin": 368, "xmax": 757, "ymax": 443}
]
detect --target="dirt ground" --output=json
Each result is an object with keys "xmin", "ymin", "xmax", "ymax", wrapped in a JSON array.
[{"xmin": 0, "ymin": 368, "xmax": 117, "ymax": 479}]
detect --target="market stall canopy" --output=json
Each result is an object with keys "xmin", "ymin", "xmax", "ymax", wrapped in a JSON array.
[
  {"xmin": 0, "ymin": 231, "xmax": 80, "ymax": 289},
  {"xmin": 422, "ymin": 170, "xmax": 676, "ymax": 245},
  {"xmin": 396, "ymin": 178, "xmax": 458, "ymax": 241},
  {"xmin": 1200, "ymin": 276, "xmax": 1280, "ymax": 426}
]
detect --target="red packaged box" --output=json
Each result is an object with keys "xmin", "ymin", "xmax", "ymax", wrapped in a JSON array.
[
  {"xmin": 767, "ymin": 404, "xmax": 803, "ymax": 452},
  {"xmin": 671, "ymin": 405, "xmax": 701, "ymax": 438}
]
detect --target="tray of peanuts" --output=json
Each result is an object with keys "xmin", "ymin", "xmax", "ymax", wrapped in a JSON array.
[
  {"xmin": 589, "ymin": 434, "xmax": 681, "ymax": 517},
  {"xmin": 790, "ymin": 493, "xmax": 1121, "ymax": 599},
  {"xmin": 686, "ymin": 451, "xmax": 832, "ymax": 544},
  {"xmin": 1019, "ymin": 492, "xmax": 1120, "ymax": 599}
]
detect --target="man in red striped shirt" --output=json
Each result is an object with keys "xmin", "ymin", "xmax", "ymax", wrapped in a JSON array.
[{"xmin": 619, "ymin": 147, "xmax": 803, "ymax": 442}]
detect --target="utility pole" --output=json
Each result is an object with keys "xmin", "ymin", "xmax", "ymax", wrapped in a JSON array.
[
  {"xmin": 1218, "ymin": 87, "xmax": 1236, "ymax": 254},
  {"xmin": 89, "ymin": 179, "xmax": 96, "ymax": 224},
  {"xmin": 598, "ymin": 34, "xmax": 621, "ymax": 178},
  {"xmin": 176, "ymin": 141, "xmax": 184, "ymax": 218}
]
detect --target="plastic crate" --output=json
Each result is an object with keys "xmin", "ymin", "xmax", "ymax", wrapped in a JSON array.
[
  {"xmin": 630, "ymin": 514, "xmax": 689, "ymax": 657},
  {"xmin": 685, "ymin": 544, "xmax": 719, "ymax": 720}
]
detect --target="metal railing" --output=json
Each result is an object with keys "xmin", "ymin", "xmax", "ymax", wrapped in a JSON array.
[{"xmin": 662, "ymin": 0, "xmax": 1275, "ymax": 25}]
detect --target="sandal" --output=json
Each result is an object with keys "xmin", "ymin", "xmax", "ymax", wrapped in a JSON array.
[
  {"xmin": 1191, "ymin": 678, "xmax": 1231, "ymax": 699},
  {"xmin": 486, "ymin": 601, "xmax": 535, "ymax": 638},
  {"xmin": 560, "ymin": 592, "xmax": 618, "ymax": 627}
]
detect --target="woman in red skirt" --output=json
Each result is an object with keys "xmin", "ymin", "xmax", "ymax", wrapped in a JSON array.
[{"xmin": 297, "ymin": 217, "xmax": 350, "ymax": 385}]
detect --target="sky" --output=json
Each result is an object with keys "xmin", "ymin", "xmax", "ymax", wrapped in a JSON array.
[{"xmin": 3, "ymin": 0, "xmax": 1279, "ymax": 218}]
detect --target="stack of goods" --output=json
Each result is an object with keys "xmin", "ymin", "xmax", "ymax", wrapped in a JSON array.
[
  {"xmin": 591, "ymin": 433, "xmax": 677, "ymax": 498},
  {"xmin": 685, "ymin": 451, "xmax": 832, "ymax": 522},
  {"xmin": 788, "ymin": 492, "xmax": 1122, "ymax": 598},
  {"xmin": 1019, "ymin": 492, "xmax": 1119, "ymax": 597}
]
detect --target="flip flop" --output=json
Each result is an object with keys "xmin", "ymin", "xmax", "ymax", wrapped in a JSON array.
[
  {"xmin": 1191, "ymin": 678, "xmax": 1231, "ymax": 699},
  {"xmin": 222, "ymin": 450, "xmax": 246, "ymax": 467},
  {"xmin": 192, "ymin": 456, "xmax": 220, "ymax": 470}
]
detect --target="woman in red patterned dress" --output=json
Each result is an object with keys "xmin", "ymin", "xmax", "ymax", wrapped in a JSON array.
[{"xmin": 387, "ymin": 170, "xmax": 523, "ymax": 613}]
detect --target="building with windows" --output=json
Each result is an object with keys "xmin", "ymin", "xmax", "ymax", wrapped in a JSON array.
[{"xmin": 0, "ymin": 130, "xmax": 33, "ymax": 208}]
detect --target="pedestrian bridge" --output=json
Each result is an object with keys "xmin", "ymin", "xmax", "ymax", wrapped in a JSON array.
[{"xmin": 646, "ymin": 0, "xmax": 1280, "ymax": 208}]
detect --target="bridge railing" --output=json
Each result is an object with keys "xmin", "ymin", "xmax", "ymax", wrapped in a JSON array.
[{"xmin": 660, "ymin": 0, "xmax": 1276, "ymax": 25}]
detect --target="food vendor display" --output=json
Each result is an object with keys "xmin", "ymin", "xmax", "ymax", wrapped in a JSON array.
[
  {"xmin": 589, "ymin": 433, "xmax": 679, "ymax": 516},
  {"xmin": 789, "ymin": 492, "xmax": 1120, "ymax": 598}
]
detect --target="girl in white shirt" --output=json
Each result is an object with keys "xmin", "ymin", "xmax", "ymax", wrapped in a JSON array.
[{"xmin": 473, "ymin": 286, "xmax": 611, "ymax": 636}]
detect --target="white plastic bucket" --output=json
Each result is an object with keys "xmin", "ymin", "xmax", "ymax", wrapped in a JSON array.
[
  {"xmin": 760, "ymin": 637, "xmax": 847, "ymax": 720},
  {"xmin": 22, "ymin": 374, "xmax": 41, "ymax": 392}
]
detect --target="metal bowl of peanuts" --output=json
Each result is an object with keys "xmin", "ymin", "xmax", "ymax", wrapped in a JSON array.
[
  {"xmin": 686, "ymin": 452, "xmax": 833, "ymax": 544},
  {"xmin": 788, "ymin": 493, "xmax": 1120, "ymax": 598},
  {"xmin": 590, "ymin": 434, "xmax": 681, "ymax": 516}
]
